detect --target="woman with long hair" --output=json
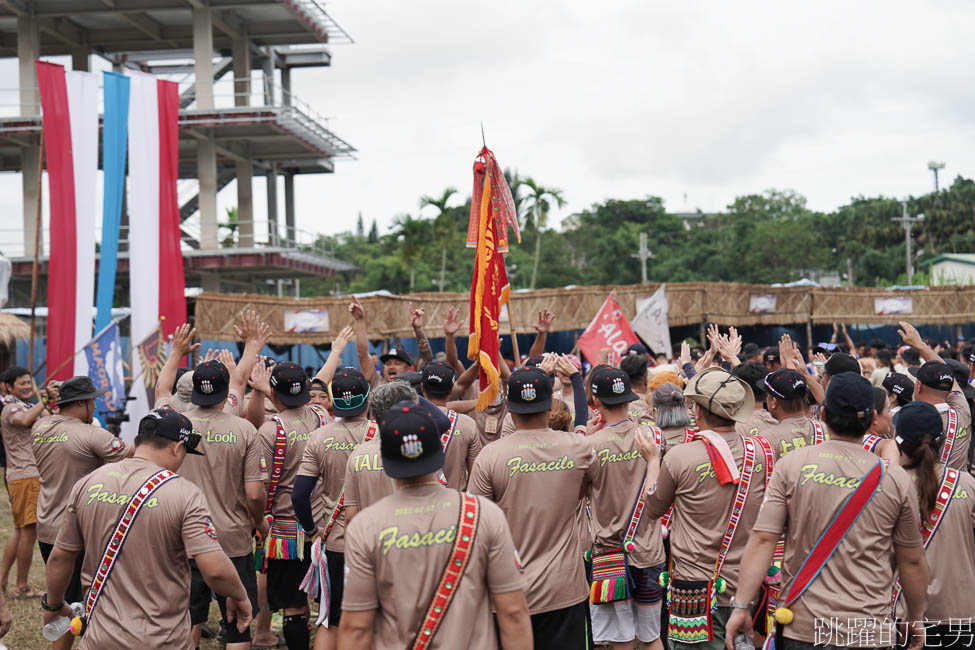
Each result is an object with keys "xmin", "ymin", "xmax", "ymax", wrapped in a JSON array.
[{"xmin": 893, "ymin": 401, "xmax": 975, "ymax": 644}]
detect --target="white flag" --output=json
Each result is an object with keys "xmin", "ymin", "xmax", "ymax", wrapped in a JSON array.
[{"xmin": 631, "ymin": 285, "xmax": 672, "ymax": 359}]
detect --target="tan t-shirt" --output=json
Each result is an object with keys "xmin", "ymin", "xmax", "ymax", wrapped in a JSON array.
[
  {"xmin": 904, "ymin": 465, "xmax": 975, "ymax": 621},
  {"xmin": 343, "ymin": 438, "xmax": 396, "ymax": 511},
  {"xmin": 759, "ymin": 415, "xmax": 827, "ymax": 460},
  {"xmin": 32, "ymin": 415, "xmax": 129, "ymax": 544},
  {"xmin": 735, "ymin": 407, "xmax": 777, "ymax": 437},
  {"xmin": 646, "ymin": 429, "xmax": 767, "ymax": 605},
  {"xmin": 628, "ymin": 395, "xmax": 652, "ymax": 425},
  {"xmin": 752, "ymin": 440, "xmax": 922, "ymax": 646},
  {"xmin": 438, "ymin": 406, "xmax": 481, "ymax": 491},
  {"xmin": 469, "ymin": 400, "xmax": 511, "ymax": 448},
  {"xmin": 257, "ymin": 405, "xmax": 326, "ymax": 523},
  {"xmin": 660, "ymin": 425, "xmax": 691, "ymax": 455},
  {"xmin": 939, "ymin": 392, "xmax": 971, "ymax": 471},
  {"xmin": 343, "ymin": 485, "xmax": 524, "ymax": 649},
  {"xmin": 588, "ymin": 418, "xmax": 666, "ymax": 568},
  {"xmin": 56, "ymin": 457, "xmax": 223, "ymax": 650},
  {"xmin": 297, "ymin": 417, "xmax": 374, "ymax": 552},
  {"xmin": 468, "ymin": 427, "xmax": 598, "ymax": 614},
  {"xmin": 180, "ymin": 406, "xmax": 265, "ymax": 557},
  {"xmin": 1, "ymin": 398, "xmax": 40, "ymax": 481}
]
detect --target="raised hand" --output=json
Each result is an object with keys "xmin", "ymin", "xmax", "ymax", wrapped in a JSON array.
[
  {"xmin": 170, "ymin": 323, "xmax": 200, "ymax": 357},
  {"xmin": 409, "ymin": 302, "xmax": 425, "ymax": 331},
  {"xmin": 332, "ymin": 325, "xmax": 355, "ymax": 354},
  {"xmin": 897, "ymin": 321, "xmax": 924, "ymax": 349},
  {"xmin": 679, "ymin": 341, "xmax": 692, "ymax": 367},
  {"xmin": 249, "ymin": 359, "xmax": 272, "ymax": 395},
  {"xmin": 442, "ymin": 306, "xmax": 463, "ymax": 336},
  {"xmin": 233, "ymin": 309, "xmax": 260, "ymax": 342},
  {"xmin": 349, "ymin": 296, "xmax": 365, "ymax": 321},
  {"xmin": 534, "ymin": 309, "xmax": 556, "ymax": 333},
  {"xmin": 555, "ymin": 355, "xmax": 580, "ymax": 378},
  {"xmin": 218, "ymin": 349, "xmax": 238, "ymax": 375},
  {"xmin": 539, "ymin": 353, "xmax": 558, "ymax": 376}
]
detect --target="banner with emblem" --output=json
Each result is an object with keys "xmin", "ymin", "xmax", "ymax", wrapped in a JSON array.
[
  {"xmin": 577, "ymin": 289, "xmax": 641, "ymax": 364},
  {"xmin": 631, "ymin": 284, "xmax": 673, "ymax": 359},
  {"xmin": 121, "ymin": 321, "xmax": 166, "ymax": 441},
  {"xmin": 83, "ymin": 320, "xmax": 127, "ymax": 419}
]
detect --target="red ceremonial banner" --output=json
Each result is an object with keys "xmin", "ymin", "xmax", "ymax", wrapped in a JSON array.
[{"xmin": 577, "ymin": 290, "xmax": 640, "ymax": 364}]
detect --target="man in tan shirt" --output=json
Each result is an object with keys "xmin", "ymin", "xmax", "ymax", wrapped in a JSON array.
[
  {"xmin": 32, "ymin": 376, "xmax": 131, "ymax": 650},
  {"xmin": 621, "ymin": 354, "xmax": 653, "ymax": 424},
  {"xmin": 292, "ymin": 367, "xmax": 373, "ymax": 649},
  {"xmin": 0, "ymin": 365, "xmax": 52, "ymax": 598},
  {"xmin": 43, "ymin": 408, "xmax": 252, "ymax": 650},
  {"xmin": 644, "ymin": 368, "xmax": 766, "ymax": 650},
  {"xmin": 180, "ymin": 360, "xmax": 267, "ymax": 650},
  {"xmin": 758, "ymin": 368, "xmax": 824, "ymax": 460},
  {"xmin": 340, "ymin": 401, "xmax": 531, "ymax": 649},
  {"xmin": 419, "ymin": 361, "xmax": 481, "ymax": 489},
  {"xmin": 732, "ymin": 362, "xmax": 777, "ymax": 437},
  {"xmin": 469, "ymin": 367, "xmax": 599, "ymax": 649},
  {"xmin": 726, "ymin": 372, "xmax": 929, "ymax": 650},
  {"xmin": 588, "ymin": 366, "xmax": 667, "ymax": 650},
  {"xmin": 254, "ymin": 362, "xmax": 326, "ymax": 650}
]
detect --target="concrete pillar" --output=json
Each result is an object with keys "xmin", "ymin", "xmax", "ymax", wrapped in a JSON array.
[
  {"xmin": 19, "ymin": 15, "xmax": 41, "ymax": 255},
  {"xmin": 198, "ymin": 137, "xmax": 219, "ymax": 249},
  {"xmin": 236, "ymin": 160, "xmax": 254, "ymax": 247},
  {"xmin": 262, "ymin": 52, "xmax": 275, "ymax": 106},
  {"xmin": 266, "ymin": 165, "xmax": 279, "ymax": 246},
  {"xmin": 192, "ymin": 7, "xmax": 214, "ymax": 109},
  {"xmin": 71, "ymin": 49, "xmax": 90, "ymax": 71},
  {"xmin": 281, "ymin": 67, "xmax": 291, "ymax": 106},
  {"xmin": 284, "ymin": 172, "xmax": 295, "ymax": 245},
  {"xmin": 232, "ymin": 37, "xmax": 251, "ymax": 107}
]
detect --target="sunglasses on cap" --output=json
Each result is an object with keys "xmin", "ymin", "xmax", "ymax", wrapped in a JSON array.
[{"xmin": 331, "ymin": 391, "xmax": 368, "ymax": 411}]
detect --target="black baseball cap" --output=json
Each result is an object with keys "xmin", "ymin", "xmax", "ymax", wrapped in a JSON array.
[
  {"xmin": 309, "ymin": 378, "xmax": 328, "ymax": 393},
  {"xmin": 627, "ymin": 343, "xmax": 648, "ymax": 356},
  {"xmin": 380, "ymin": 347, "xmax": 413, "ymax": 366},
  {"xmin": 909, "ymin": 361, "xmax": 955, "ymax": 392},
  {"xmin": 192, "ymin": 361, "xmax": 230, "ymax": 406},
  {"xmin": 824, "ymin": 353, "xmax": 860, "ymax": 376},
  {"xmin": 421, "ymin": 361, "xmax": 456, "ymax": 393},
  {"xmin": 944, "ymin": 359, "xmax": 975, "ymax": 400},
  {"xmin": 138, "ymin": 408, "xmax": 202, "ymax": 455},
  {"xmin": 882, "ymin": 373, "xmax": 915, "ymax": 402},
  {"xmin": 763, "ymin": 347, "xmax": 780, "ymax": 364},
  {"xmin": 507, "ymin": 367, "xmax": 554, "ymax": 414},
  {"xmin": 329, "ymin": 367, "xmax": 370, "ymax": 417},
  {"xmin": 270, "ymin": 362, "xmax": 310, "ymax": 407},
  {"xmin": 763, "ymin": 369, "xmax": 807, "ymax": 400},
  {"xmin": 379, "ymin": 401, "xmax": 444, "ymax": 479},
  {"xmin": 824, "ymin": 372, "xmax": 874, "ymax": 425},
  {"xmin": 590, "ymin": 366, "xmax": 638, "ymax": 406},
  {"xmin": 56, "ymin": 376, "xmax": 107, "ymax": 406},
  {"xmin": 893, "ymin": 401, "xmax": 944, "ymax": 454},
  {"xmin": 524, "ymin": 355, "xmax": 545, "ymax": 368},
  {"xmin": 394, "ymin": 371, "xmax": 423, "ymax": 390}
]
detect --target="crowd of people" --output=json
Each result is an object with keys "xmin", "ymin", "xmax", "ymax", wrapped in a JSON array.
[{"xmin": 0, "ymin": 301, "xmax": 973, "ymax": 650}]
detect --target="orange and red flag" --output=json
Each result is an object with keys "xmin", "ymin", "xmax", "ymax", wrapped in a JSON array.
[{"xmin": 468, "ymin": 147, "xmax": 520, "ymax": 410}]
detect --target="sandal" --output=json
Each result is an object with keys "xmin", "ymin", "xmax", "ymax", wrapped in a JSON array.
[{"xmin": 11, "ymin": 586, "xmax": 43, "ymax": 599}]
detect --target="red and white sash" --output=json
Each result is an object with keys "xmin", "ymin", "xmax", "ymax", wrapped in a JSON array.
[
  {"xmin": 81, "ymin": 469, "xmax": 177, "ymax": 633},
  {"xmin": 436, "ymin": 410, "xmax": 460, "ymax": 487},
  {"xmin": 810, "ymin": 419, "xmax": 826, "ymax": 445},
  {"xmin": 939, "ymin": 407, "xmax": 958, "ymax": 466},
  {"xmin": 411, "ymin": 493, "xmax": 480, "ymax": 650},
  {"xmin": 712, "ymin": 437, "xmax": 757, "ymax": 581},
  {"xmin": 891, "ymin": 467, "xmax": 959, "ymax": 611},
  {"xmin": 309, "ymin": 404, "xmax": 330, "ymax": 428},
  {"xmin": 621, "ymin": 426, "xmax": 661, "ymax": 552},
  {"xmin": 862, "ymin": 434, "xmax": 882, "ymax": 453}
]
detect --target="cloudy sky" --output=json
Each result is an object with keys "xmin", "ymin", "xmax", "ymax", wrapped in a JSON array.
[{"xmin": 2, "ymin": 0, "xmax": 974, "ymax": 253}]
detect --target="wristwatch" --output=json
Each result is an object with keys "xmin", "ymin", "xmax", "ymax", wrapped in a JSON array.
[
  {"xmin": 729, "ymin": 597, "xmax": 753, "ymax": 610},
  {"xmin": 41, "ymin": 593, "xmax": 64, "ymax": 612}
]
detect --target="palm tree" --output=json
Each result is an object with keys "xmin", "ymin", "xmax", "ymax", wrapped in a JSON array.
[
  {"xmin": 419, "ymin": 187, "xmax": 458, "ymax": 292},
  {"xmin": 392, "ymin": 214, "xmax": 428, "ymax": 291},
  {"xmin": 503, "ymin": 168, "xmax": 527, "ymax": 227},
  {"xmin": 520, "ymin": 178, "xmax": 566, "ymax": 289}
]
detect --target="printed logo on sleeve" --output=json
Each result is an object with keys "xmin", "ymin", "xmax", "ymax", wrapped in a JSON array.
[
  {"xmin": 204, "ymin": 516, "xmax": 219, "ymax": 541},
  {"xmin": 110, "ymin": 438, "xmax": 125, "ymax": 452},
  {"xmin": 227, "ymin": 393, "xmax": 239, "ymax": 408}
]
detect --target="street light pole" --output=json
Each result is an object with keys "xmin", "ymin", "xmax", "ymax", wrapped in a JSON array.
[
  {"xmin": 928, "ymin": 161, "xmax": 945, "ymax": 192},
  {"xmin": 632, "ymin": 232, "xmax": 654, "ymax": 284},
  {"xmin": 891, "ymin": 200, "xmax": 925, "ymax": 286}
]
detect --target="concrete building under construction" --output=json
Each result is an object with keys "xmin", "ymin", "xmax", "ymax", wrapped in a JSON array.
[{"xmin": 0, "ymin": 0, "xmax": 356, "ymax": 311}]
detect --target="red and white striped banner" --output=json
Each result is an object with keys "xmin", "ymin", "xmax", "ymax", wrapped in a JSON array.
[{"xmin": 36, "ymin": 62, "xmax": 98, "ymax": 380}]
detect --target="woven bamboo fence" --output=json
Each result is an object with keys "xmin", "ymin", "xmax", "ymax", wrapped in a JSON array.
[{"xmin": 192, "ymin": 283, "xmax": 975, "ymax": 344}]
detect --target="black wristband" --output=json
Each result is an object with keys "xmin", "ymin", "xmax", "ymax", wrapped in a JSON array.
[{"xmin": 41, "ymin": 593, "xmax": 64, "ymax": 612}]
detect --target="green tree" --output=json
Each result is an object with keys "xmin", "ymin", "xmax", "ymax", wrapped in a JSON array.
[
  {"xmin": 355, "ymin": 211, "xmax": 365, "ymax": 238},
  {"xmin": 392, "ymin": 214, "xmax": 433, "ymax": 291},
  {"xmin": 367, "ymin": 219, "xmax": 379, "ymax": 243},
  {"xmin": 219, "ymin": 206, "xmax": 239, "ymax": 248},
  {"xmin": 419, "ymin": 187, "xmax": 458, "ymax": 292},
  {"xmin": 520, "ymin": 178, "xmax": 566, "ymax": 289}
]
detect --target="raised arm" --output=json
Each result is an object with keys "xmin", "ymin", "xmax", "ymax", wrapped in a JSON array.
[
  {"xmin": 349, "ymin": 297, "xmax": 376, "ymax": 381},
  {"xmin": 246, "ymin": 360, "xmax": 272, "ymax": 429},
  {"xmin": 317, "ymin": 325, "xmax": 355, "ymax": 386},
  {"xmin": 154, "ymin": 323, "xmax": 199, "ymax": 405},
  {"xmin": 442, "ymin": 306, "xmax": 466, "ymax": 374},
  {"xmin": 527, "ymin": 309, "xmax": 556, "ymax": 358},
  {"xmin": 410, "ymin": 302, "xmax": 433, "ymax": 370},
  {"xmin": 233, "ymin": 310, "xmax": 271, "ymax": 396}
]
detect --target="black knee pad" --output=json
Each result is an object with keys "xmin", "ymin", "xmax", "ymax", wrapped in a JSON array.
[{"xmin": 282, "ymin": 613, "xmax": 310, "ymax": 650}]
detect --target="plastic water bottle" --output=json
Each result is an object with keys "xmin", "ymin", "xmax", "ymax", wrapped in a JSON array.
[{"xmin": 42, "ymin": 602, "xmax": 83, "ymax": 641}]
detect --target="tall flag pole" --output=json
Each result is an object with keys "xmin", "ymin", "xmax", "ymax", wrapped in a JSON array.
[{"xmin": 467, "ymin": 145, "xmax": 520, "ymax": 411}]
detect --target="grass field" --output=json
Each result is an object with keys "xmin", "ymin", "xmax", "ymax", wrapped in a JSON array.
[{"xmin": 0, "ymin": 486, "xmax": 286, "ymax": 649}]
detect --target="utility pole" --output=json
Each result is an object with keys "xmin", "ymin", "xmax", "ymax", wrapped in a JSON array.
[
  {"xmin": 632, "ymin": 232, "xmax": 654, "ymax": 284},
  {"xmin": 928, "ymin": 161, "xmax": 945, "ymax": 192},
  {"xmin": 891, "ymin": 200, "xmax": 924, "ymax": 286}
]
